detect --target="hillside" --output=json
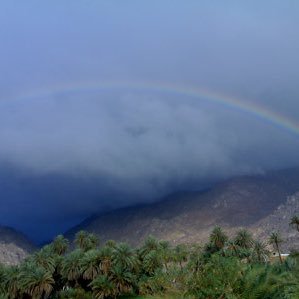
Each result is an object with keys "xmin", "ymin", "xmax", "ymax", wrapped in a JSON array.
[
  {"xmin": 252, "ymin": 191, "xmax": 299, "ymax": 251},
  {"xmin": 66, "ymin": 167, "xmax": 299, "ymax": 246},
  {"xmin": 0, "ymin": 226, "xmax": 35, "ymax": 265}
]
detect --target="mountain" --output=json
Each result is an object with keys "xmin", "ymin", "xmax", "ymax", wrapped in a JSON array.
[
  {"xmin": 0, "ymin": 226, "xmax": 36, "ymax": 265},
  {"xmin": 252, "ymin": 191, "xmax": 299, "ymax": 251},
  {"xmin": 66, "ymin": 167, "xmax": 299, "ymax": 247}
]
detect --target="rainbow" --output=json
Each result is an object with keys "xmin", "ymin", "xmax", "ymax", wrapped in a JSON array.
[{"xmin": 2, "ymin": 80, "xmax": 299, "ymax": 137}]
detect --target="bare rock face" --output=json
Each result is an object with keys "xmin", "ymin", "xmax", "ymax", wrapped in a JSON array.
[
  {"xmin": 252, "ymin": 192, "xmax": 299, "ymax": 252},
  {"xmin": 0, "ymin": 226, "xmax": 35, "ymax": 265},
  {"xmin": 67, "ymin": 168, "xmax": 299, "ymax": 248}
]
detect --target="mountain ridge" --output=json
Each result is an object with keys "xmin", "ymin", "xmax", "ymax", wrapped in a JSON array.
[
  {"xmin": 0, "ymin": 226, "xmax": 36, "ymax": 265},
  {"xmin": 66, "ymin": 167, "xmax": 299, "ymax": 247}
]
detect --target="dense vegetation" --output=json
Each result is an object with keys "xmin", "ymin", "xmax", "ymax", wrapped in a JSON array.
[{"xmin": 1, "ymin": 218, "xmax": 299, "ymax": 299}]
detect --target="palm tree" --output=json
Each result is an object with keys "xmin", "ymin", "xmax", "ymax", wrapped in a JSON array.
[
  {"xmin": 75, "ymin": 231, "xmax": 88, "ymax": 250},
  {"xmin": 140, "ymin": 236, "xmax": 159, "ymax": 258},
  {"xmin": 31, "ymin": 245, "xmax": 65, "ymax": 292},
  {"xmin": 52, "ymin": 235, "xmax": 69, "ymax": 256},
  {"xmin": 75, "ymin": 231, "xmax": 99, "ymax": 251},
  {"xmin": 112, "ymin": 243, "xmax": 138, "ymax": 272},
  {"xmin": 224, "ymin": 239, "xmax": 240, "ymax": 257},
  {"xmin": 174, "ymin": 244, "xmax": 188, "ymax": 270},
  {"xmin": 137, "ymin": 269, "xmax": 166, "ymax": 296},
  {"xmin": 61, "ymin": 249, "xmax": 84, "ymax": 285},
  {"xmin": 142, "ymin": 250, "xmax": 163, "ymax": 275},
  {"xmin": 89, "ymin": 275, "xmax": 116, "ymax": 299},
  {"xmin": 251, "ymin": 240, "xmax": 270, "ymax": 263},
  {"xmin": 269, "ymin": 232, "xmax": 283, "ymax": 264},
  {"xmin": 32, "ymin": 250, "xmax": 56, "ymax": 274},
  {"xmin": 4, "ymin": 266, "xmax": 20, "ymax": 299},
  {"xmin": 109, "ymin": 264, "xmax": 135, "ymax": 296},
  {"xmin": 87, "ymin": 233, "xmax": 100, "ymax": 250},
  {"xmin": 80, "ymin": 249, "xmax": 102, "ymax": 281},
  {"xmin": 159, "ymin": 240, "xmax": 173, "ymax": 271},
  {"xmin": 105, "ymin": 240, "xmax": 116, "ymax": 249},
  {"xmin": 234, "ymin": 229, "xmax": 254, "ymax": 249},
  {"xmin": 0, "ymin": 266, "xmax": 11, "ymax": 299},
  {"xmin": 188, "ymin": 244, "xmax": 203, "ymax": 273},
  {"xmin": 290, "ymin": 215, "xmax": 299, "ymax": 232},
  {"xmin": 19, "ymin": 264, "xmax": 54, "ymax": 299},
  {"xmin": 209, "ymin": 226, "xmax": 228, "ymax": 251},
  {"xmin": 98, "ymin": 246, "xmax": 113, "ymax": 275},
  {"xmin": 0, "ymin": 264, "xmax": 7, "ymax": 295}
]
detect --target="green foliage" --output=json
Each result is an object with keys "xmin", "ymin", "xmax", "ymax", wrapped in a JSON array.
[
  {"xmin": 112, "ymin": 243, "xmax": 139, "ymax": 272},
  {"xmin": 138, "ymin": 270, "xmax": 168, "ymax": 296},
  {"xmin": 80, "ymin": 249, "xmax": 102, "ymax": 281},
  {"xmin": 61, "ymin": 249, "xmax": 84, "ymax": 284},
  {"xmin": 98, "ymin": 246, "xmax": 113, "ymax": 275},
  {"xmin": 89, "ymin": 275, "xmax": 116, "ymax": 299},
  {"xmin": 56, "ymin": 287, "xmax": 93, "ymax": 299},
  {"xmin": 251, "ymin": 240, "xmax": 270, "ymax": 263},
  {"xmin": 2, "ymin": 221, "xmax": 299, "ymax": 299},
  {"xmin": 75, "ymin": 231, "xmax": 99, "ymax": 252},
  {"xmin": 234, "ymin": 229, "xmax": 254, "ymax": 249},
  {"xmin": 0, "ymin": 265, "xmax": 7, "ymax": 295},
  {"xmin": 31, "ymin": 249, "xmax": 57, "ymax": 274},
  {"xmin": 240, "ymin": 263, "xmax": 299, "ymax": 299},
  {"xmin": 142, "ymin": 250, "xmax": 163, "ymax": 275},
  {"xmin": 105, "ymin": 240, "xmax": 117, "ymax": 249},
  {"xmin": 4, "ymin": 266, "xmax": 21, "ymax": 299},
  {"xmin": 186, "ymin": 254, "xmax": 244, "ymax": 298},
  {"xmin": 51, "ymin": 235, "xmax": 69, "ymax": 256},
  {"xmin": 203, "ymin": 226, "xmax": 229, "ymax": 257},
  {"xmin": 109, "ymin": 264, "xmax": 135, "ymax": 295},
  {"xmin": 19, "ymin": 262, "xmax": 55, "ymax": 298},
  {"xmin": 174, "ymin": 244, "xmax": 188, "ymax": 270},
  {"xmin": 187, "ymin": 244, "xmax": 203, "ymax": 273}
]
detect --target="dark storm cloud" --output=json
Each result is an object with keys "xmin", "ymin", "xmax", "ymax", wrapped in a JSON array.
[{"xmin": 0, "ymin": 0, "xmax": 299, "ymax": 242}]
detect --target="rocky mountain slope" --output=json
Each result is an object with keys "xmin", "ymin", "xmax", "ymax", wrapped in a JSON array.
[
  {"xmin": 0, "ymin": 226, "xmax": 35, "ymax": 265},
  {"xmin": 67, "ymin": 167, "xmax": 299, "ymax": 247},
  {"xmin": 252, "ymin": 192, "xmax": 299, "ymax": 251}
]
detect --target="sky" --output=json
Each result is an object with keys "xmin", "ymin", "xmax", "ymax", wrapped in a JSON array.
[{"xmin": 0, "ymin": 1, "xmax": 299, "ymax": 243}]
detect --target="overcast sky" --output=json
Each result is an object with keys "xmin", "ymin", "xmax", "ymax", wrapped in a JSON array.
[{"xmin": 1, "ymin": 1, "xmax": 299, "ymax": 242}]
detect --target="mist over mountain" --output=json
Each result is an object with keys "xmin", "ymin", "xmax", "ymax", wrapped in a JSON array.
[
  {"xmin": 1, "ymin": 90, "xmax": 299, "ymax": 243},
  {"xmin": 66, "ymin": 167, "xmax": 299, "ymax": 250},
  {"xmin": 0, "ymin": 1, "xmax": 299, "ymax": 243}
]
